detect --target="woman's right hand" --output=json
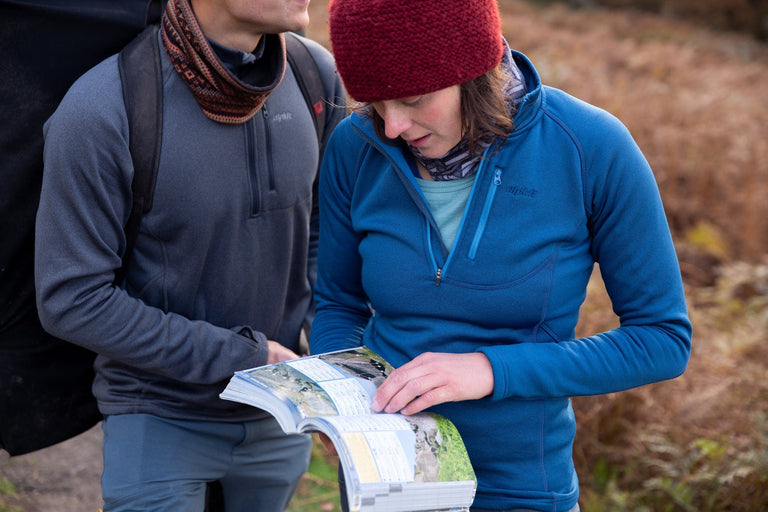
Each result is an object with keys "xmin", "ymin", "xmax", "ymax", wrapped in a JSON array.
[{"xmin": 371, "ymin": 351, "xmax": 494, "ymax": 415}]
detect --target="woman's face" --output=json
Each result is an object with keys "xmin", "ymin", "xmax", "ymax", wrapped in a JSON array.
[{"xmin": 372, "ymin": 85, "xmax": 463, "ymax": 159}]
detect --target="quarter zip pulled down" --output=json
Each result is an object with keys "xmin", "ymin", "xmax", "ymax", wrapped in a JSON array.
[
  {"xmin": 425, "ymin": 221, "xmax": 443, "ymax": 286},
  {"xmin": 468, "ymin": 167, "xmax": 503, "ymax": 260},
  {"xmin": 424, "ymin": 154, "xmax": 502, "ymax": 284}
]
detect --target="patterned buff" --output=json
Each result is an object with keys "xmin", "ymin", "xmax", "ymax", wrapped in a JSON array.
[
  {"xmin": 161, "ymin": 0, "xmax": 286, "ymax": 124},
  {"xmin": 410, "ymin": 44, "xmax": 527, "ymax": 181}
]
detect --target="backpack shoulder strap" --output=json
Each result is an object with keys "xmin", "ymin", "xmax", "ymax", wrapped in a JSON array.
[
  {"xmin": 115, "ymin": 24, "xmax": 163, "ymax": 285},
  {"xmin": 284, "ymin": 32, "xmax": 327, "ymax": 149},
  {"xmin": 144, "ymin": 0, "xmax": 165, "ymax": 25}
]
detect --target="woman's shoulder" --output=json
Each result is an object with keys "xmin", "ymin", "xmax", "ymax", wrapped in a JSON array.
[
  {"xmin": 542, "ymin": 86, "xmax": 629, "ymax": 134},
  {"xmin": 328, "ymin": 111, "xmax": 371, "ymax": 143},
  {"xmin": 539, "ymin": 86, "xmax": 636, "ymax": 155}
]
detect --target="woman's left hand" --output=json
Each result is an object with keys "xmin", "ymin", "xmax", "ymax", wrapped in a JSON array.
[{"xmin": 370, "ymin": 352, "xmax": 494, "ymax": 415}]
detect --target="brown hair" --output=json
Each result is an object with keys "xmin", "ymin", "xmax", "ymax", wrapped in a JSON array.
[{"xmin": 358, "ymin": 64, "xmax": 515, "ymax": 157}]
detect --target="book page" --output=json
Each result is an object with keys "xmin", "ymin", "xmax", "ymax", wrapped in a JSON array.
[
  {"xmin": 314, "ymin": 378, "xmax": 372, "ymax": 415},
  {"xmin": 324, "ymin": 414, "xmax": 415, "ymax": 483},
  {"xmin": 316, "ymin": 412, "xmax": 476, "ymax": 484},
  {"xmin": 226, "ymin": 347, "xmax": 391, "ymax": 423},
  {"xmin": 237, "ymin": 363, "xmax": 338, "ymax": 419},
  {"xmin": 286, "ymin": 357, "xmax": 346, "ymax": 381},
  {"xmin": 305, "ymin": 412, "xmax": 477, "ymax": 512},
  {"xmin": 284, "ymin": 354, "xmax": 380, "ymax": 415}
]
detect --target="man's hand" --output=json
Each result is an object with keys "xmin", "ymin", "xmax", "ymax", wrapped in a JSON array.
[
  {"xmin": 315, "ymin": 433, "xmax": 337, "ymax": 457},
  {"xmin": 267, "ymin": 340, "xmax": 301, "ymax": 365},
  {"xmin": 370, "ymin": 352, "xmax": 494, "ymax": 415}
]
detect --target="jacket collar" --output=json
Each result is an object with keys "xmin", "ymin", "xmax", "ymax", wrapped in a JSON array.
[{"xmin": 508, "ymin": 50, "xmax": 542, "ymax": 132}]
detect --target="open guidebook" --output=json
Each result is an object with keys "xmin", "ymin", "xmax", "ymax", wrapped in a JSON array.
[{"xmin": 220, "ymin": 346, "xmax": 477, "ymax": 512}]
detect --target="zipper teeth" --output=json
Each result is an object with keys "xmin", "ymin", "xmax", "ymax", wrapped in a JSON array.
[
  {"xmin": 426, "ymin": 220, "xmax": 445, "ymax": 286},
  {"xmin": 426, "ymin": 219, "xmax": 438, "ymax": 274},
  {"xmin": 468, "ymin": 167, "xmax": 502, "ymax": 260},
  {"xmin": 263, "ymin": 107, "xmax": 275, "ymax": 190},
  {"xmin": 247, "ymin": 122, "xmax": 260, "ymax": 215}
]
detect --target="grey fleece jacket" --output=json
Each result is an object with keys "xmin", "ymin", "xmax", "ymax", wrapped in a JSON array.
[{"xmin": 35, "ymin": 32, "xmax": 346, "ymax": 421}]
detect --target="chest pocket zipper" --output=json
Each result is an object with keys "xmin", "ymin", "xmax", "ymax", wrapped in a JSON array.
[
  {"xmin": 247, "ymin": 108, "xmax": 275, "ymax": 216},
  {"xmin": 246, "ymin": 121, "xmax": 260, "ymax": 215},
  {"xmin": 468, "ymin": 168, "xmax": 502, "ymax": 260}
]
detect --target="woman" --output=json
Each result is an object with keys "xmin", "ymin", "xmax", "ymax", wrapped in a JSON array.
[{"xmin": 310, "ymin": 0, "xmax": 692, "ymax": 511}]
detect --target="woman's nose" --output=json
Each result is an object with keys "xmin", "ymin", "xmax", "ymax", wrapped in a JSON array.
[{"xmin": 379, "ymin": 104, "xmax": 412, "ymax": 140}]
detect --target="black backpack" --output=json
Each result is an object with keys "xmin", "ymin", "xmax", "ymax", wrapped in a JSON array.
[
  {"xmin": 0, "ymin": 6, "xmax": 328, "ymax": 456},
  {"xmin": 0, "ymin": 0, "xmax": 164, "ymax": 457}
]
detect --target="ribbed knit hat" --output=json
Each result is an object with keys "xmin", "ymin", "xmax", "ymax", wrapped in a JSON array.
[{"xmin": 329, "ymin": 0, "xmax": 504, "ymax": 102}]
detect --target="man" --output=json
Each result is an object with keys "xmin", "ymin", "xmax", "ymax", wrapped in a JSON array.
[{"xmin": 34, "ymin": 0, "xmax": 345, "ymax": 510}]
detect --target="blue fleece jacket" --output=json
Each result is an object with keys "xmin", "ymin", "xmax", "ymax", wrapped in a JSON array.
[{"xmin": 310, "ymin": 51, "xmax": 691, "ymax": 511}]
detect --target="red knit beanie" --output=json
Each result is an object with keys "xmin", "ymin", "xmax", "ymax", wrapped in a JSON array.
[{"xmin": 329, "ymin": 0, "xmax": 504, "ymax": 102}]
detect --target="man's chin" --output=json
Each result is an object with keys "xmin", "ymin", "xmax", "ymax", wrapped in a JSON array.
[
  {"xmin": 289, "ymin": 15, "xmax": 310, "ymax": 34},
  {"xmin": 274, "ymin": 19, "xmax": 309, "ymax": 35}
]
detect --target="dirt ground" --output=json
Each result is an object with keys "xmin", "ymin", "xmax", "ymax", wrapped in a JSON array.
[{"xmin": 0, "ymin": 424, "xmax": 103, "ymax": 511}]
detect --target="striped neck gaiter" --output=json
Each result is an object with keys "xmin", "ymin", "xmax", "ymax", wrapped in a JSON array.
[{"xmin": 409, "ymin": 43, "xmax": 527, "ymax": 181}]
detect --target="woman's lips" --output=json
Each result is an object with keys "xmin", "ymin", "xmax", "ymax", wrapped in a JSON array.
[{"xmin": 406, "ymin": 134, "xmax": 430, "ymax": 148}]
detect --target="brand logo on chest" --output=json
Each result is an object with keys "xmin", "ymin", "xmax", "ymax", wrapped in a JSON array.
[
  {"xmin": 504, "ymin": 184, "xmax": 539, "ymax": 198},
  {"xmin": 271, "ymin": 112, "xmax": 294, "ymax": 123}
]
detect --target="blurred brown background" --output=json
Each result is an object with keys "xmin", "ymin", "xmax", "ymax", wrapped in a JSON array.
[{"xmin": 2, "ymin": 1, "xmax": 766, "ymax": 511}]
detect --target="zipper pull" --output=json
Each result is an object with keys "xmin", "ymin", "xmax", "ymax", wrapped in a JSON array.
[
  {"xmin": 435, "ymin": 268, "xmax": 442, "ymax": 286},
  {"xmin": 493, "ymin": 168, "xmax": 502, "ymax": 186}
]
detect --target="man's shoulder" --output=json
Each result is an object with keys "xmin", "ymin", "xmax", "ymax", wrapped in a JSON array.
[
  {"xmin": 48, "ymin": 54, "xmax": 125, "ymax": 139},
  {"xmin": 48, "ymin": 54, "xmax": 125, "ymax": 128}
]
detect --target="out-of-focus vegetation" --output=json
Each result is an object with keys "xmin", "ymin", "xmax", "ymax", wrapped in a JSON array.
[
  {"xmin": 299, "ymin": 1, "xmax": 768, "ymax": 510},
  {"xmin": 287, "ymin": 441, "xmax": 341, "ymax": 512},
  {"xmin": 531, "ymin": 0, "xmax": 768, "ymax": 40},
  {"xmin": 574, "ymin": 264, "xmax": 768, "ymax": 511},
  {"xmin": 0, "ymin": 478, "xmax": 21, "ymax": 512},
  {"xmin": 500, "ymin": 0, "xmax": 768, "ymax": 277}
]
